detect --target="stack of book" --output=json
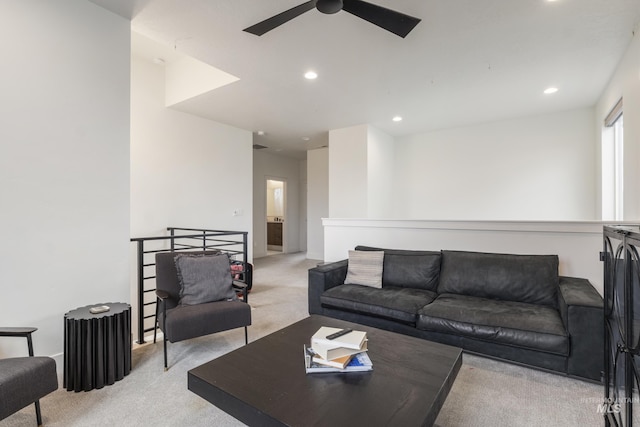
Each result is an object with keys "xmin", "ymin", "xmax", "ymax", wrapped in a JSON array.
[{"xmin": 304, "ymin": 326, "xmax": 373, "ymax": 373}]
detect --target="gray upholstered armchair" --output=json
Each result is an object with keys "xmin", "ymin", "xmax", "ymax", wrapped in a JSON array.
[
  {"xmin": 154, "ymin": 251, "xmax": 252, "ymax": 370},
  {"xmin": 0, "ymin": 327, "xmax": 58, "ymax": 426}
]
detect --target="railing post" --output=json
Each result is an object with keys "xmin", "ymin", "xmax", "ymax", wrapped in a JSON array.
[
  {"xmin": 170, "ymin": 228, "xmax": 175, "ymax": 252},
  {"xmin": 136, "ymin": 239, "xmax": 146, "ymax": 344},
  {"xmin": 243, "ymin": 232, "xmax": 248, "ymax": 264}
]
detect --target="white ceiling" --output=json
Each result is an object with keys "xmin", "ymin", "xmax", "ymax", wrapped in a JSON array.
[{"xmin": 90, "ymin": 0, "xmax": 640, "ymax": 159}]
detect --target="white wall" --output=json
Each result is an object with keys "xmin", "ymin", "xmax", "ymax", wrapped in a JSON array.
[
  {"xmin": 131, "ymin": 57, "xmax": 253, "ymax": 241},
  {"xmin": 0, "ymin": 0, "xmax": 130, "ymax": 359},
  {"xmin": 367, "ymin": 127, "xmax": 395, "ymax": 218},
  {"xmin": 328, "ymin": 124, "xmax": 397, "ymax": 219},
  {"xmin": 253, "ymin": 150, "xmax": 302, "ymax": 257},
  {"xmin": 328, "ymin": 125, "xmax": 369, "ymax": 217},
  {"xmin": 394, "ymin": 108, "xmax": 597, "ymax": 220},
  {"xmin": 596, "ymin": 32, "xmax": 640, "ymax": 221},
  {"xmin": 307, "ymin": 148, "xmax": 329, "ymax": 260}
]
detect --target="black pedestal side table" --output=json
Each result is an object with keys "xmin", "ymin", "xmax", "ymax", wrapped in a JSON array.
[{"xmin": 64, "ymin": 302, "xmax": 132, "ymax": 392}]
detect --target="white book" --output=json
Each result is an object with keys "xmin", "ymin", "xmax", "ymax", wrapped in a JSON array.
[
  {"xmin": 311, "ymin": 340, "xmax": 368, "ymax": 362},
  {"xmin": 311, "ymin": 327, "xmax": 367, "ymax": 351}
]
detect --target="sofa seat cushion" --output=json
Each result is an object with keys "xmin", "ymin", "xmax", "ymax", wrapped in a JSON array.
[
  {"xmin": 321, "ymin": 284, "xmax": 437, "ymax": 324},
  {"xmin": 161, "ymin": 300, "xmax": 251, "ymax": 343},
  {"xmin": 0, "ymin": 357, "xmax": 58, "ymax": 420},
  {"xmin": 416, "ymin": 293, "xmax": 569, "ymax": 355}
]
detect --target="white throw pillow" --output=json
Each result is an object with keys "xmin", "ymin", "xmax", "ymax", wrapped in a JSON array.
[{"xmin": 344, "ymin": 250, "xmax": 384, "ymax": 288}]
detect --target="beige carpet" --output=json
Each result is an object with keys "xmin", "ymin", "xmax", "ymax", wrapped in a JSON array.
[{"xmin": 1, "ymin": 252, "xmax": 609, "ymax": 426}]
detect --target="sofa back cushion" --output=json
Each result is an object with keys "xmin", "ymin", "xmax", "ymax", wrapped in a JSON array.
[
  {"xmin": 355, "ymin": 246, "xmax": 441, "ymax": 291},
  {"xmin": 438, "ymin": 250, "xmax": 559, "ymax": 307}
]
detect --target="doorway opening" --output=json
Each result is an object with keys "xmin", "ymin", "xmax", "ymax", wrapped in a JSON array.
[{"xmin": 266, "ymin": 178, "xmax": 286, "ymax": 255}]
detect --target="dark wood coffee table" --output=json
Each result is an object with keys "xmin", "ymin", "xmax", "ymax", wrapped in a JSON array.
[{"xmin": 188, "ymin": 315, "xmax": 462, "ymax": 426}]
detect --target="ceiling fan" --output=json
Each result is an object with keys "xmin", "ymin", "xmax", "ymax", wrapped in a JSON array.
[{"xmin": 243, "ymin": 0, "xmax": 421, "ymax": 38}]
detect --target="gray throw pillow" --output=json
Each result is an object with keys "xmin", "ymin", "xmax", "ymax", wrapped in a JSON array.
[
  {"xmin": 175, "ymin": 254, "xmax": 237, "ymax": 305},
  {"xmin": 344, "ymin": 250, "xmax": 384, "ymax": 288}
]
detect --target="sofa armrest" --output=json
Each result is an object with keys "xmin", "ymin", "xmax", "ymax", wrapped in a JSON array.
[
  {"xmin": 308, "ymin": 259, "xmax": 348, "ymax": 314},
  {"xmin": 558, "ymin": 276, "xmax": 604, "ymax": 381}
]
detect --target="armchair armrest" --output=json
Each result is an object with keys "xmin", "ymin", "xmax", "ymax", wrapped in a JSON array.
[
  {"xmin": 155, "ymin": 289, "xmax": 180, "ymax": 314},
  {"xmin": 308, "ymin": 259, "xmax": 348, "ymax": 315},
  {"xmin": 0, "ymin": 327, "xmax": 37, "ymax": 336},
  {"xmin": 0, "ymin": 327, "xmax": 38, "ymax": 356},
  {"xmin": 155, "ymin": 290, "xmax": 170, "ymax": 300},
  {"xmin": 557, "ymin": 276, "xmax": 604, "ymax": 381}
]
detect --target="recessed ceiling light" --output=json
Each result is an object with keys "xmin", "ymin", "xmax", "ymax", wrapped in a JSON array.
[
  {"xmin": 392, "ymin": 116, "xmax": 403, "ymax": 122},
  {"xmin": 544, "ymin": 87, "xmax": 559, "ymax": 94},
  {"xmin": 302, "ymin": 137, "xmax": 310, "ymax": 141},
  {"xmin": 257, "ymin": 130, "xmax": 265, "ymax": 136},
  {"xmin": 304, "ymin": 71, "xmax": 318, "ymax": 80},
  {"xmin": 153, "ymin": 57, "xmax": 165, "ymax": 65}
]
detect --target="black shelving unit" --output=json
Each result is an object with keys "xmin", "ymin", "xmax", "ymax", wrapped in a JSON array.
[{"xmin": 603, "ymin": 225, "xmax": 640, "ymax": 426}]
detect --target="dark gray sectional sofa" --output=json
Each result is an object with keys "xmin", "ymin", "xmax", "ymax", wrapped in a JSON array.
[{"xmin": 308, "ymin": 246, "xmax": 604, "ymax": 382}]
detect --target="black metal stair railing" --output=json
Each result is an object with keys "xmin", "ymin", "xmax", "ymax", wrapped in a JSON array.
[{"xmin": 130, "ymin": 227, "xmax": 249, "ymax": 344}]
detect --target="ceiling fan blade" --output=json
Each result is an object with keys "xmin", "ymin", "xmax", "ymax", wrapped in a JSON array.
[
  {"xmin": 244, "ymin": 1, "xmax": 317, "ymax": 36},
  {"xmin": 342, "ymin": 0, "xmax": 421, "ymax": 38}
]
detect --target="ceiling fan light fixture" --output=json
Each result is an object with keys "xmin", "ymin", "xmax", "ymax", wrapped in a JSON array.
[
  {"xmin": 243, "ymin": 0, "xmax": 421, "ymax": 38},
  {"xmin": 316, "ymin": 0, "xmax": 343, "ymax": 14}
]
